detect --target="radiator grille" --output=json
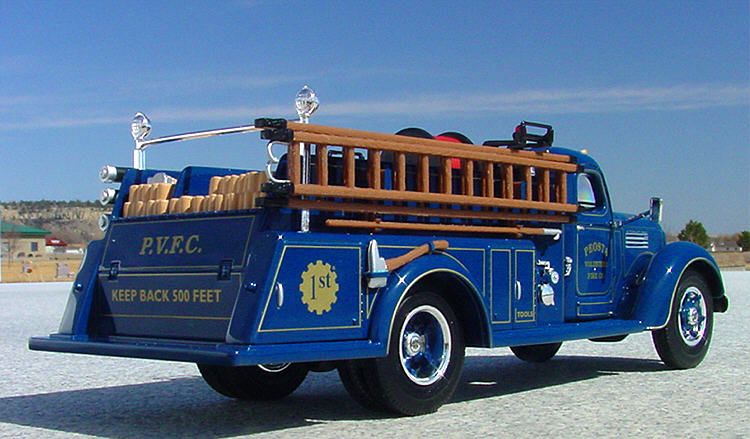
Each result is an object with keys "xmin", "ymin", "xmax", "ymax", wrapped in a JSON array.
[{"xmin": 625, "ymin": 231, "xmax": 650, "ymax": 249}]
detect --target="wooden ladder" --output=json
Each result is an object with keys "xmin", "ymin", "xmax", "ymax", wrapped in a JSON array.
[{"xmin": 261, "ymin": 120, "xmax": 580, "ymax": 235}]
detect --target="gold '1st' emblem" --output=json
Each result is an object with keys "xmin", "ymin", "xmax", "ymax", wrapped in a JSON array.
[{"xmin": 299, "ymin": 260, "xmax": 339, "ymax": 315}]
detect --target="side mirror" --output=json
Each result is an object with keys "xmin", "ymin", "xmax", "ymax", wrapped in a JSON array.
[
  {"xmin": 616, "ymin": 197, "xmax": 664, "ymax": 228},
  {"xmin": 649, "ymin": 197, "xmax": 663, "ymax": 224}
]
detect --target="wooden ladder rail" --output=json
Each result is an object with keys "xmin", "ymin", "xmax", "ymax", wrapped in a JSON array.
[{"xmin": 277, "ymin": 123, "xmax": 578, "ymax": 226}]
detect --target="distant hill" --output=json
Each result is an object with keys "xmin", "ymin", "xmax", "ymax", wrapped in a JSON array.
[{"xmin": 0, "ymin": 200, "xmax": 106, "ymax": 245}]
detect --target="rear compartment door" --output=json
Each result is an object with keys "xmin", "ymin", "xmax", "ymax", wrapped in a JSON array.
[
  {"xmin": 92, "ymin": 215, "xmax": 256, "ymax": 341},
  {"xmin": 252, "ymin": 242, "xmax": 366, "ymax": 344}
]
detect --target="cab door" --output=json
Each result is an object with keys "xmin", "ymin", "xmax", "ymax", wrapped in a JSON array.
[{"xmin": 566, "ymin": 170, "xmax": 619, "ymax": 320}]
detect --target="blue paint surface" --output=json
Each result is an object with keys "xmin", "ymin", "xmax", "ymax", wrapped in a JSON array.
[{"xmin": 31, "ymin": 158, "xmax": 728, "ymax": 366}]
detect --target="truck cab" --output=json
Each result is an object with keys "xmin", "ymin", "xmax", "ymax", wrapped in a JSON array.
[{"xmin": 30, "ymin": 88, "xmax": 728, "ymax": 416}]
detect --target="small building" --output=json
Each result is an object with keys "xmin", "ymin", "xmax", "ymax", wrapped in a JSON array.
[
  {"xmin": 0, "ymin": 221, "xmax": 51, "ymax": 259},
  {"xmin": 45, "ymin": 237, "xmax": 69, "ymax": 254},
  {"xmin": 710, "ymin": 242, "xmax": 743, "ymax": 253}
]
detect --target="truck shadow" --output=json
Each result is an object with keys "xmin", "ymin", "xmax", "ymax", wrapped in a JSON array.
[
  {"xmin": 453, "ymin": 354, "xmax": 665, "ymax": 402},
  {"xmin": 0, "ymin": 354, "xmax": 665, "ymax": 437}
]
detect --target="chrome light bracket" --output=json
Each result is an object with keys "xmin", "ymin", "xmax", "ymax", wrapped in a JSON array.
[
  {"xmin": 266, "ymin": 141, "xmax": 291, "ymax": 184},
  {"xmin": 366, "ymin": 240, "xmax": 389, "ymax": 289},
  {"xmin": 294, "ymin": 86, "xmax": 319, "ymax": 233}
]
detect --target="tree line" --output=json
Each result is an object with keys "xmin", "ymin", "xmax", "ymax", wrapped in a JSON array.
[
  {"xmin": 678, "ymin": 220, "xmax": 749, "ymax": 251},
  {"xmin": 1, "ymin": 200, "xmax": 100, "ymax": 210}
]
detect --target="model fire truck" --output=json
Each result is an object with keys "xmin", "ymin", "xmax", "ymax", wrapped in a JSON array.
[{"xmin": 30, "ymin": 87, "xmax": 728, "ymax": 415}]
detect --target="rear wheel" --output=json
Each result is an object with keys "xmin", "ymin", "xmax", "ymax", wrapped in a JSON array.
[
  {"xmin": 652, "ymin": 272, "xmax": 714, "ymax": 369},
  {"xmin": 510, "ymin": 342, "xmax": 562, "ymax": 363},
  {"xmin": 365, "ymin": 292, "xmax": 465, "ymax": 416},
  {"xmin": 337, "ymin": 360, "xmax": 388, "ymax": 411},
  {"xmin": 197, "ymin": 363, "xmax": 308, "ymax": 400}
]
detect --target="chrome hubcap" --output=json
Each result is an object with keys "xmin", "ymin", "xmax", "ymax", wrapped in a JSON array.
[
  {"xmin": 399, "ymin": 305, "xmax": 451, "ymax": 386},
  {"xmin": 258, "ymin": 363, "xmax": 291, "ymax": 373},
  {"xmin": 405, "ymin": 333, "xmax": 426, "ymax": 356},
  {"xmin": 678, "ymin": 286, "xmax": 707, "ymax": 347}
]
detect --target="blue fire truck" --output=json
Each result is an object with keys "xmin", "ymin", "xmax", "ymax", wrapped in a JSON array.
[{"xmin": 30, "ymin": 87, "xmax": 728, "ymax": 415}]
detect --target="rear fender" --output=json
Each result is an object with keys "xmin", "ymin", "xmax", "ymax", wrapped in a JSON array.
[
  {"xmin": 368, "ymin": 252, "xmax": 490, "ymax": 353},
  {"xmin": 634, "ymin": 241, "xmax": 726, "ymax": 329},
  {"xmin": 59, "ymin": 239, "xmax": 105, "ymax": 335}
]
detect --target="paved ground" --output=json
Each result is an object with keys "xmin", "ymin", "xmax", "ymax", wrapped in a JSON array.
[{"xmin": 0, "ymin": 273, "xmax": 747, "ymax": 438}]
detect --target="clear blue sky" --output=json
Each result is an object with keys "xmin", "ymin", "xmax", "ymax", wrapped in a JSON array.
[{"xmin": 0, "ymin": 0, "xmax": 748, "ymax": 234}]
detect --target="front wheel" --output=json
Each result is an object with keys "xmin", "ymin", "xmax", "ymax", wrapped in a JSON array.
[
  {"xmin": 652, "ymin": 272, "xmax": 714, "ymax": 369},
  {"xmin": 510, "ymin": 342, "xmax": 562, "ymax": 363},
  {"xmin": 366, "ymin": 291, "xmax": 465, "ymax": 416},
  {"xmin": 197, "ymin": 363, "xmax": 308, "ymax": 400}
]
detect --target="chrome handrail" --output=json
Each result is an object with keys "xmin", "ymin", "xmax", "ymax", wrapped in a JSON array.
[
  {"xmin": 126, "ymin": 85, "xmax": 318, "ymax": 231},
  {"xmin": 133, "ymin": 123, "xmax": 268, "ymax": 169},
  {"xmin": 136, "ymin": 124, "xmax": 264, "ymax": 150}
]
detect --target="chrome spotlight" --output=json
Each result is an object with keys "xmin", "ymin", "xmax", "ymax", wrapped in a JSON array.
[
  {"xmin": 295, "ymin": 86, "xmax": 319, "ymax": 122},
  {"xmin": 131, "ymin": 112, "xmax": 152, "ymax": 141}
]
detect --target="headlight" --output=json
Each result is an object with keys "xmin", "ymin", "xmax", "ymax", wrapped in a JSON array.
[
  {"xmin": 99, "ymin": 188, "xmax": 118, "ymax": 205},
  {"xmin": 99, "ymin": 165, "xmax": 128, "ymax": 183},
  {"xmin": 98, "ymin": 214, "xmax": 111, "ymax": 231}
]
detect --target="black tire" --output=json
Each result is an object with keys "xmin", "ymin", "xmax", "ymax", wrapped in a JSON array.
[
  {"xmin": 197, "ymin": 363, "xmax": 308, "ymax": 400},
  {"xmin": 337, "ymin": 360, "xmax": 388, "ymax": 411},
  {"xmin": 652, "ymin": 272, "xmax": 714, "ymax": 369},
  {"xmin": 368, "ymin": 292, "xmax": 465, "ymax": 416},
  {"xmin": 395, "ymin": 127, "xmax": 433, "ymax": 139},
  {"xmin": 510, "ymin": 342, "xmax": 562, "ymax": 363},
  {"xmin": 198, "ymin": 363, "xmax": 242, "ymax": 398}
]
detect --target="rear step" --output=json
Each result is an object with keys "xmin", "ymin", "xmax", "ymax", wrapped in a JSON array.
[{"xmin": 29, "ymin": 335, "xmax": 386, "ymax": 367}]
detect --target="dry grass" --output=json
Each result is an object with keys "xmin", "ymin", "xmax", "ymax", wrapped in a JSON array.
[
  {"xmin": 1, "ymin": 258, "xmax": 82, "ymax": 283},
  {"xmin": 712, "ymin": 251, "xmax": 747, "ymax": 269}
]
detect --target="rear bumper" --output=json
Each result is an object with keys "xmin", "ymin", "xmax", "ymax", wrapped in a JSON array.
[{"xmin": 29, "ymin": 334, "xmax": 385, "ymax": 366}]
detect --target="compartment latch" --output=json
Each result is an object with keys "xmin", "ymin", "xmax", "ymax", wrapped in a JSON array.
[
  {"xmin": 218, "ymin": 259, "xmax": 233, "ymax": 281},
  {"xmin": 108, "ymin": 261, "xmax": 120, "ymax": 280}
]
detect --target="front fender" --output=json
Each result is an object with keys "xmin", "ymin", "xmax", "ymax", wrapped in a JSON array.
[
  {"xmin": 634, "ymin": 241, "xmax": 726, "ymax": 329},
  {"xmin": 368, "ymin": 252, "xmax": 489, "ymax": 353}
]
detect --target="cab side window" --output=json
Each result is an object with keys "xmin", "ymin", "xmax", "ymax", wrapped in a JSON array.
[{"xmin": 577, "ymin": 173, "xmax": 598, "ymax": 209}]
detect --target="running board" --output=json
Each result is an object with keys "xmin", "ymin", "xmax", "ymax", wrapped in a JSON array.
[{"xmin": 492, "ymin": 319, "xmax": 646, "ymax": 348}]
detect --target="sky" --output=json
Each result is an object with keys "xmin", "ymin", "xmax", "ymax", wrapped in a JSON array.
[{"xmin": 0, "ymin": 0, "xmax": 748, "ymax": 235}]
